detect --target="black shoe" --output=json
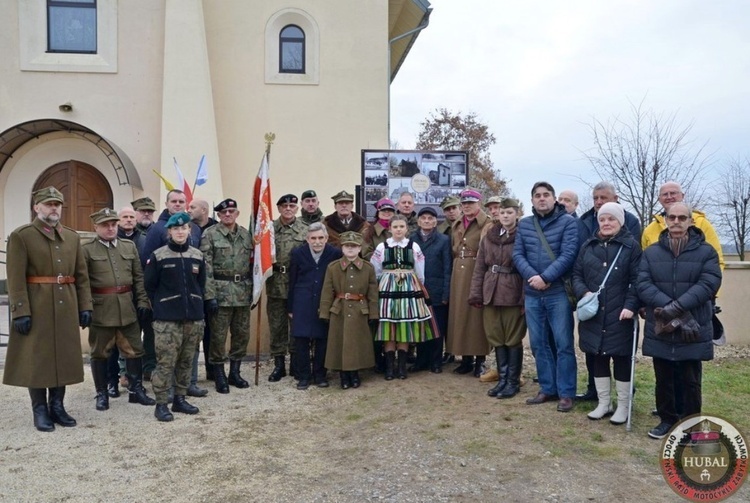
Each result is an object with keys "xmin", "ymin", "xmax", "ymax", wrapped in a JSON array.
[
  {"xmin": 107, "ymin": 381, "xmax": 121, "ymax": 398},
  {"xmin": 397, "ymin": 350, "xmax": 408, "ymax": 380},
  {"xmin": 214, "ymin": 364, "xmax": 230, "ymax": 394},
  {"xmin": 499, "ymin": 346, "xmax": 522, "ymax": 399},
  {"xmin": 91, "ymin": 360, "xmax": 111, "ymax": 410},
  {"xmin": 95, "ymin": 391, "xmax": 110, "ymax": 411},
  {"xmin": 154, "ymin": 403, "xmax": 173, "ymax": 422},
  {"xmin": 228, "ymin": 360, "xmax": 250, "ymax": 388},
  {"xmin": 317, "ymin": 379, "xmax": 330, "ymax": 388},
  {"xmin": 340, "ymin": 372, "xmax": 351, "ymax": 390},
  {"xmin": 473, "ymin": 356, "xmax": 486, "ymax": 378},
  {"xmin": 385, "ymin": 351, "xmax": 396, "ymax": 381},
  {"xmin": 171, "ymin": 395, "xmax": 199, "ymax": 415},
  {"xmin": 487, "ymin": 347, "xmax": 508, "ymax": 397},
  {"xmin": 648, "ymin": 422, "xmax": 674, "ymax": 439},
  {"xmin": 48, "ymin": 387, "xmax": 76, "ymax": 427},
  {"xmin": 125, "ymin": 358, "xmax": 156, "ymax": 405},
  {"xmin": 297, "ymin": 380, "xmax": 310, "ymax": 390},
  {"xmin": 268, "ymin": 355, "xmax": 287, "ymax": 382},
  {"xmin": 29, "ymin": 388, "xmax": 55, "ymax": 432},
  {"xmin": 187, "ymin": 384, "xmax": 208, "ymax": 397},
  {"xmin": 454, "ymin": 357, "xmax": 474, "ymax": 375},
  {"xmin": 430, "ymin": 365, "xmax": 443, "ymax": 374},
  {"xmin": 575, "ymin": 388, "xmax": 598, "ymax": 401},
  {"xmin": 351, "ymin": 371, "xmax": 361, "ymax": 388}
]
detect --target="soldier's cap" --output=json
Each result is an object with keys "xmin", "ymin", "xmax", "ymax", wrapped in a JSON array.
[
  {"xmin": 90, "ymin": 208, "xmax": 120, "ymax": 225},
  {"xmin": 375, "ymin": 198, "xmax": 396, "ymax": 212},
  {"xmin": 439, "ymin": 195, "xmax": 460, "ymax": 210},
  {"xmin": 418, "ymin": 206, "xmax": 438, "ymax": 218},
  {"xmin": 214, "ymin": 198, "xmax": 238, "ymax": 212},
  {"xmin": 301, "ymin": 190, "xmax": 317, "ymax": 200},
  {"xmin": 165, "ymin": 211, "xmax": 191, "ymax": 228},
  {"xmin": 460, "ymin": 189, "xmax": 482, "ymax": 203},
  {"xmin": 500, "ymin": 197, "xmax": 520, "ymax": 209},
  {"xmin": 33, "ymin": 186, "xmax": 64, "ymax": 205},
  {"xmin": 484, "ymin": 196, "xmax": 503, "ymax": 208},
  {"xmin": 276, "ymin": 194, "xmax": 298, "ymax": 206},
  {"xmin": 339, "ymin": 231, "xmax": 363, "ymax": 246},
  {"xmin": 332, "ymin": 190, "xmax": 354, "ymax": 203},
  {"xmin": 131, "ymin": 196, "xmax": 156, "ymax": 211}
]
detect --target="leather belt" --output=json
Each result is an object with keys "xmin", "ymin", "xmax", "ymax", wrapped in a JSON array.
[
  {"xmin": 92, "ymin": 285, "xmax": 132, "ymax": 294},
  {"xmin": 335, "ymin": 293, "xmax": 367, "ymax": 301},
  {"xmin": 490, "ymin": 265, "xmax": 515, "ymax": 274},
  {"xmin": 272, "ymin": 264, "xmax": 287, "ymax": 274},
  {"xmin": 214, "ymin": 273, "xmax": 251, "ymax": 282},
  {"xmin": 458, "ymin": 249, "xmax": 477, "ymax": 259},
  {"xmin": 27, "ymin": 274, "xmax": 76, "ymax": 285}
]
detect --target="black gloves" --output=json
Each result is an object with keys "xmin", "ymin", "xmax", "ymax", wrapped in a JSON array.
[
  {"xmin": 137, "ymin": 307, "xmax": 152, "ymax": 323},
  {"xmin": 659, "ymin": 301, "xmax": 683, "ymax": 321},
  {"xmin": 681, "ymin": 317, "xmax": 701, "ymax": 343},
  {"xmin": 13, "ymin": 316, "xmax": 31, "ymax": 335},
  {"xmin": 205, "ymin": 299, "xmax": 219, "ymax": 317},
  {"xmin": 320, "ymin": 318, "xmax": 329, "ymax": 325},
  {"xmin": 423, "ymin": 297, "xmax": 432, "ymax": 307},
  {"xmin": 367, "ymin": 319, "xmax": 379, "ymax": 329},
  {"xmin": 79, "ymin": 310, "xmax": 92, "ymax": 329}
]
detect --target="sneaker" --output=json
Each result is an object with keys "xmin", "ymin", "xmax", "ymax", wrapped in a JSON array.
[{"xmin": 648, "ymin": 421, "xmax": 674, "ymax": 440}]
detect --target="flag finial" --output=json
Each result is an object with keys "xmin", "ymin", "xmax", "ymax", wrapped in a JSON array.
[{"xmin": 264, "ymin": 132, "xmax": 276, "ymax": 156}]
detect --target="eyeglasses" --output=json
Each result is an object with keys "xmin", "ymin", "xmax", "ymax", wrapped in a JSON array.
[
  {"xmin": 666, "ymin": 214, "xmax": 690, "ymax": 222},
  {"xmin": 218, "ymin": 209, "xmax": 237, "ymax": 215}
]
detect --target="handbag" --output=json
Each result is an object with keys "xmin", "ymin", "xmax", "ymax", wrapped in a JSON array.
[
  {"xmin": 576, "ymin": 245, "xmax": 623, "ymax": 321},
  {"xmin": 532, "ymin": 217, "xmax": 577, "ymax": 310}
]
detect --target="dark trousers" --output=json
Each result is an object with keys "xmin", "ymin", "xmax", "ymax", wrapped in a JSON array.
[
  {"xmin": 653, "ymin": 358, "xmax": 702, "ymax": 425},
  {"xmin": 141, "ymin": 320, "xmax": 156, "ymax": 373},
  {"xmin": 592, "ymin": 354, "xmax": 630, "ymax": 381},
  {"xmin": 415, "ymin": 304, "xmax": 448, "ymax": 369},
  {"xmin": 294, "ymin": 337, "xmax": 327, "ymax": 382}
]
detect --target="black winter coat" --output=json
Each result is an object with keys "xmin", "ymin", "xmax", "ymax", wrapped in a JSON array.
[
  {"xmin": 411, "ymin": 230, "xmax": 452, "ymax": 304},
  {"xmin": 572, "ymin": 228, "xmax": 641, "ymax": 356},
  {"xmin": 636, "ymin": 227, "xmax": 721, "ymax": 362},
  {"xmin": 144, "ymin": 240, "xmax": 206, "ymax": 322}
]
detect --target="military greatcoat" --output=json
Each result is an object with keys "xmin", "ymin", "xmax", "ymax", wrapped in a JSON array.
[
  {"xmin": 3, "ymin": 219, "xmax": 93, "ymax": 388},
  {"xmin": 320, "ymin": 257, "xmax": 379, "ymax": 371}
]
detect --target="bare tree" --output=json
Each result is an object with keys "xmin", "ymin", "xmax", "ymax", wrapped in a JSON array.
[
  {"xmin": 582, "ymin": 98, "xmax": 714, "ymax": 229},
  {"xmin": 711, "ymin": 157, "xmax": 750, "ymax": 260},
  {"xmin": 416, "ymin": 108, "xmax": 509, "ymax": 197}
]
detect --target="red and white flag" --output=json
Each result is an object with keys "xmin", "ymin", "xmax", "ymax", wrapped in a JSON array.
[
  {"xmin": 251, "ymin": 152, "xmax": 275, "ymax": 305},
  {"xmin": 173, "ymin": 157, "xmax": 194, "ymax": 204}
]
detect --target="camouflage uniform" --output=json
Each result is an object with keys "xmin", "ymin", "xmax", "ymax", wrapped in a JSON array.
[
  {"xmin": 301, "ymin": 208, "xmax": 324, "ymax": 225},
  {"xmin": 200, "ymin": 223, "xmax": 253, "ymax": 364},
  {"xmin": 266, "ymin": 217, "xmax": 307, "ymax": 357}
]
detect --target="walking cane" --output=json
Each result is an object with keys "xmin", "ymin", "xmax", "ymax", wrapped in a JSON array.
[{"xmin": 626, "ymin": 320, "xmax": 639, "ymax": 432}]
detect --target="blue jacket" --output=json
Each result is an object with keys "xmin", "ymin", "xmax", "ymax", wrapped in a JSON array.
[
  {"xmin": 287, "ymin": 243, "xmax": 342, "ymax": 339},
  {"xmin": 411, "ymin": 229, "xmax": 452, "ymax": 304},
  {"xmin": 140, "ymin": 209, "xmax": 203, "ymax": 268},
  {"xmin": 513, "ymin": 202, "xmax": 579, "ymax": 297},
  {"xmin": 578, "ymin": 206, "xmax": 642, "ymax": 247}
]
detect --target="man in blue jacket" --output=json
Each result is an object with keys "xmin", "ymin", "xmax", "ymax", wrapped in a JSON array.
[{"xmin": 513, "ymin": 182, "xmax": 579, "ymax": 412}]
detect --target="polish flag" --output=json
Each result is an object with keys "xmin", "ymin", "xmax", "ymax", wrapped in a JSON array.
[
  {"xmin": 173, "ymin": 157, "xmax": 194, "ymax": 204},
  {"xmin": 251, "ymin": 152, "xmax": 275, "ymax": 305}
]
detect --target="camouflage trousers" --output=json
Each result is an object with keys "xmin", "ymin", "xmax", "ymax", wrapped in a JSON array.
[
  {"xmin": 151, "ymin": 319, "xmax": 204, "ymax": 403},
  {"xmin": 88, "ymin": 321, "xmax": 144, "ymax": 360},
  {"xmin": 208, "ymin": 306, "xmax": 250, "ymax": 364},
  {"xmin": 267, "ymin": 297, "xmax": 292, "ymax": 357}
]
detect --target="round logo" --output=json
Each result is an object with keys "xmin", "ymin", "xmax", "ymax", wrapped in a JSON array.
[
  {"xmin": 410, "ymin": 174, "xmax": 431, "ymax": 193},
  {"xmin": 660, "ymin": 415, "xmax": 748, "ymax": 501}
]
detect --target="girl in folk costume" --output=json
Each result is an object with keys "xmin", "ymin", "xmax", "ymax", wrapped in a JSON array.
[
  {"xmin": 320, "ymin": 231, "xmax": 379, "ymax": 390},
  {"xmin": 370, "ymin": 214, "xmax": 434, "ymax": 380},
  {"xmin": 469, "ymin": 198, "xmax": 526, "ymax": 399}
]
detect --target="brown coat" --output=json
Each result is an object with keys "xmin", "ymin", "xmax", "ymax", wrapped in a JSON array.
[
  {"xmin": 320, "ymin": 258, "xmax": 379, "ymax": 371},
  {"xmin": 3, "ymin": 219, "xmax": 93, "ymax": 388},
  {"xmin": 323, "ymin": 211, "xmax": 370, "ymax": 249},
  {"xmin": 362, "ymin": 221, "xmax": 390, "ymax": 260},
  {"xmin": 469, "ymin": 223, "xmax": 524, "ymax": 307},
  {"xmin": 447, "ymin": 211, "xmax": 492, "ymax": 355}
]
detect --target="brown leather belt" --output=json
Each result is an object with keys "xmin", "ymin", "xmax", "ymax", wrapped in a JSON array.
[
  {"xmin": 214, "ymin": 273, "xmax": 251, "ymax": 282},
  {"xmin": 457, "ymin": 249, "xmax": 477, "ymax": 259},
  {"xmin": 335, "ymin": 293, "xmax": 367, "ymax": 301},
  {"xmin": 92, "ymin": 285, "xmax": 132, "ymax": 294},
  {"xmin": 27, "ymin": 275, "xmax": 76, "ymax": 284}
]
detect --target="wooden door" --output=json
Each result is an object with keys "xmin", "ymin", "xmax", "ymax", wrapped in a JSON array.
[{"xmin": 33, "ymin": 161, "xmax": 113, "ymax": 232}]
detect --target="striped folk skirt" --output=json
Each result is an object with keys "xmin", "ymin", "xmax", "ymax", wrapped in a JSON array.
[{"xmin": 375, "ymin": 269, "xmax": 434, "ymax": 343}]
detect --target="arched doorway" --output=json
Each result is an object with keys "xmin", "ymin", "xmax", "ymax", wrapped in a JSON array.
[{"xmin": 33, "ymin": 161, "xmax": 113, "ymax": 231}]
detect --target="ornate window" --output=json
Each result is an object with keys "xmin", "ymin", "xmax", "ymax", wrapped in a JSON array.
[
  {"xmin": 47, "ymin": 0, "xmax": 97, "ymax": 54},
  {"xmin": 279, "ymin": 25, "xmax": 305, "ymax": 74},
  {"xmin": 265, "ymin": 9, "xmax": 319, "ymax": 85}
]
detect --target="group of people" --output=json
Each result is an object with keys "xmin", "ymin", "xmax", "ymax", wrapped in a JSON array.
[{"xmin": 3, "ymin": 179, "xmax": 723, "ymax": 439}]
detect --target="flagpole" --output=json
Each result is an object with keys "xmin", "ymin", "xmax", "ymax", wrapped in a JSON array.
[{"xmin": 255, "ymin": 133, "xmax": 276, "ymax": 386}]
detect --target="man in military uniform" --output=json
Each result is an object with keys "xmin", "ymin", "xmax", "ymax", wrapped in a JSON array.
[
  {"xmin": 82, "ymin": 208, "xmax": 155, "ymax": 411},
  {"xmin": 200, "ymin": 198, "xmax": 253, "ymax": 393},
  {"xmin": 437, "ymin": 195, "xmax": 461, "ymax": 235},
  {"xmin": 323, "ymin": 190, "xmax": 370, "ymax": 248},
  {"xmin": 266, "ymin": 194, "xmax": 308, "ymax": 381},
  {"xmin": 131, "ymin": 196, "xmax": 158, "ymax": 380},
  {"xmin": 300, "ymin": 189, "xmax": 324, "ymax": 224},
  {"xmin": 131, "ymin": 196, "xmax": 157, "ymax": 242},
  {"xmin": 4, "ymin": 187, "xmax": 93, "ymax": 432}
]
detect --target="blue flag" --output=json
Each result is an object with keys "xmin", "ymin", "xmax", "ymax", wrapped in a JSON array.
[{"xmin": 195, "ymin": 155, "xmax": 208, "ymax": 186}]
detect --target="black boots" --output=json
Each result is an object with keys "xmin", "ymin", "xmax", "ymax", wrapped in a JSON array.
[
  {"xmin": 268, "ymin": 355, "xmax": 286, "ymax": 382},
  {"xmin": 125, "ymin": 358, "xmax": 156, "ymax": 405},
  {"xmin": 340, "ymin": 371, "xmax": 351, "ymax": 389},
  {"xmin": 214, "ymin": 364, "xmax": 229, "ymax": 394},
  {"xmin": 499, "ymin": 346, "xmax": 523, "ymax": 399},
  {"xmin": 172, "ymin": 395, "xmax": 199, "ymax": 415},
  {"xmin": 384, "ymin": 351, "xmax": 396, "ymax": 381},
  {"xmin": 91, "ymin": 359, "xmax": 110, "ymax": 411},
  {"xmin": 473, "ymin": 356, "xmax": 486, "ymax": 377},
  {"xmin": 397, "ymin": 350, "xmax": 408, "ymax": 380},
  {"xmin": 154, "ymin": 403, "xmax": 173, "ymax": 422},
  {"xmin": 454, "ymin": 356, "xmax": 474, "ymax": 374},
  {"xmin": 48, "ymin": 387, "xmax": 76, "ymax": 427},
  {"xmin": 487, "ymin": 347, "xmax": 509, "ymax": 397},
  {"xmin": 29, "ymin": 388, "xmax": 54, "ymax": 432},
  {"xmin": 228, "ymin": 360, "xmax": 250, "ymax": 388},
  {"xmin": 351, "ymin": 371, "xmax": 361, "ymax": 388}
]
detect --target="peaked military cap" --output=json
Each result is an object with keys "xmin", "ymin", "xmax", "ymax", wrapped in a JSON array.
[
  {"xmin": 339, "ymin": 231, "xmax": 363, "ymax": 246},
  {"xmin": 483, "ymin": 196, "xmax": 503, "ymax": 208},
  {"xmin": 90, "ymin": 208, "xmax": 120, "ymax": 225},
  {"xmin": 500, "ymin": 197, "xmax": 520, "ymax": 209},
  {"xmin": 332, "ymin": 190, "xmax": 354, "ymax": 203},
  {"xmin": 214, "ymin": 198, "xmax": 238, "ymax": 212},
  {"xmin": 301, "ymin": 190, "xmax": 317, "ymax": 200},
  {"xmin": 276, "ymin": 194, "xmax": 298, "ymax": 205},
  {"xmin": 131, "ymin": 197, "xmax": 156, "ymax": 211},
  {"xmin": 33, "ymin": 186, "xmax": 64, "ymax": 205},
  {"xmin": 439, "ymin": 195, "xmax": 460, "ymax": 210},
  {"xmin": 460, "ymin": 189, "xmax": 482, "ymax": 203},
  {"xmin": 166, "ymin": 211, "xmax": 191, "ymax": 228}
]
